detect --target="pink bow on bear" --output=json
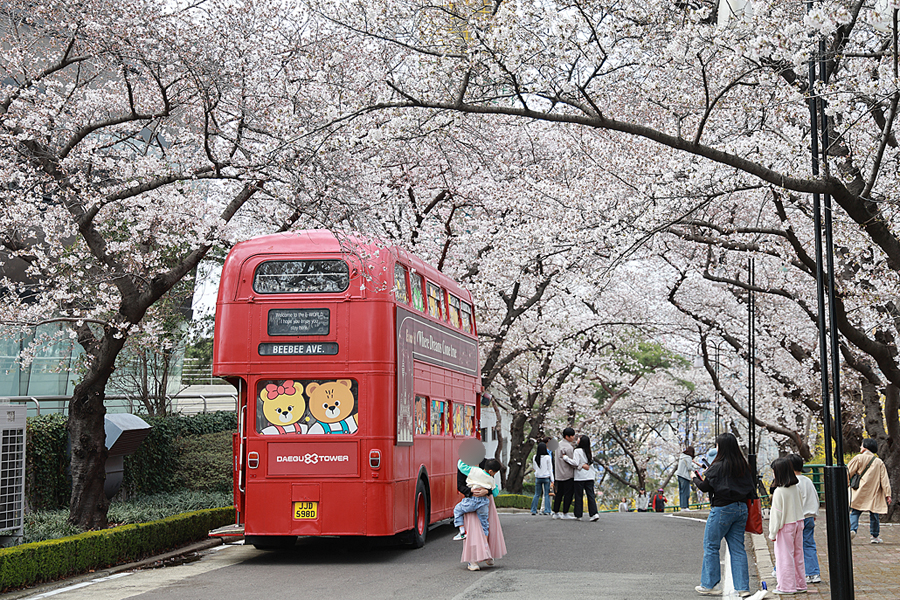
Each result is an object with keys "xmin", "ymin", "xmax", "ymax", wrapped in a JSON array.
[{"xmin": 265, "ymin": 380, "xmax": 296, "ymax": 399}]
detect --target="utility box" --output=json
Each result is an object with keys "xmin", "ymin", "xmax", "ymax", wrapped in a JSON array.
[
  {"xmin": 104, "ymin": 414, "xmax": 152, "ymax": 499},
  {"xmin": 0, "ymin": 404, "xmax": 26, "ymax": 547}
]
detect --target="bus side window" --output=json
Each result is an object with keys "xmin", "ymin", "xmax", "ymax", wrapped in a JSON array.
[
  {"xmin": 394, "ymin": 263, "xmax": 410, "ymax": 304},
  {"xmin": 460, "ymin": 301, "xmax": 473, "ymax": 334},
  {"xmin": 448, "ymin": 294, "xmax": 461, "ymax": 328},
  {"xmin": 465, "ymin": 405, "xmax": 475, "ymax": 436},
  {"xmin": 444, "ymin": 401, "xmax": 451, "ymax": 435},
  {"xmin": 431, "ymin": 399, "xmax": 445, "ymax": 435},
  {"xmin": 452, "ymin": 403, "xmax": 464, "ymax": 436},
  {"xmin": 426, "ymin": 282, "xmax": 443, "ymax": 319},
  {"xmin": 414, "ymin": 396, "xmax": 428, "ymax": 435},
  {"xmin": 410, "ymin": 272, "xmax": 426, "ymax": 312}
]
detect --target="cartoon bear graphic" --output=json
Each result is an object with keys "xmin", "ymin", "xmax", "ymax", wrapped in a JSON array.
[
  {"xmin": 306, "ymin": 379, "xmax": 358, "ymax": 434},
  {"xmin": 259, "ymin": 380, "xmax": 308, "ymax": 435}
]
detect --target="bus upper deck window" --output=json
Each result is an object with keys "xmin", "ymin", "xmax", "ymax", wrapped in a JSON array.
[
  {"xmin": 426, "ymin": 282, "xmax": 443, "ymax": 319},
  {"xmin": 448, "ymin": 295, "xmax": 461, "ymax": 328},
  {"xmin": 253, "ymin": 260, "xmax": 349, "ymax": 294},
  {"xmin": 460, "ymin": 301, "xmax": 473, "ymax": 333},
  {"xmin": 394, "ymin": 263, "xmax": 409, "ymax": 304},
  {"xmin": 410, "ymin": 272, "xmax": 425, "ymax": 312}
]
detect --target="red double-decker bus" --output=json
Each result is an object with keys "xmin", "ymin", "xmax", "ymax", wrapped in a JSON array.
[{"xmin": 212, "ymin": 230, "xmax": 481, "ymax": 548}]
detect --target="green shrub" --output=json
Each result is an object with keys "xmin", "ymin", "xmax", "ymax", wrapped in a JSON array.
[
  {"xmin": 26, "ymin": 411, "xmax": 238, "ymax": 510},
  {"xmin": 1, "ymin": 507, "xmax": 234, "ymax": 591},
  {"xmin": 121, "ymin": 411, "xmax": 237, "ymax": 498},
  {"xmin": 494, "ymin": 494, "xmax": 532, "ymax": 509},
  {"xmin": 175, "ymin": 431, "xmax": 233, "ymax": 492}
]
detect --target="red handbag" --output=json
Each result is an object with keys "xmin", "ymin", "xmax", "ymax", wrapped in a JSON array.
[{"xmin": 745, "ymin": 498, "xmax": 763, "ymax": 534}]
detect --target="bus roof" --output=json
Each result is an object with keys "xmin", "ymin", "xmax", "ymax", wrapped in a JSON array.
[{"xmin": 220, "ymin": 230, "xmax": 473, "ymax": 303}]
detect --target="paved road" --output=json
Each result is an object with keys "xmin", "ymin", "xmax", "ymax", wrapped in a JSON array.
[{"xmin": 17, "ymin": 512, "xmax": 716, "ymax": 600}]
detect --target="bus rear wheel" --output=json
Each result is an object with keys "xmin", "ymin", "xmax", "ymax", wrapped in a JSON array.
[
  {"xmin": 403, "ymin": 479, "xmax": 429, "ymax": 548},
  {"xmin": 246, "ymin": 535, "xmax": 297, "ymax": 550}
]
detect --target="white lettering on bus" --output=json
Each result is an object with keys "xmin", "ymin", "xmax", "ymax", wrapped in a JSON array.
[{"xmin": 276, "ymin": 453, "xmax": 350, "ymax": 465}]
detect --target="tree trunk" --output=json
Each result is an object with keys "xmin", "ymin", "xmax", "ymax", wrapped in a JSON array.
[
  {"xmin": 67, "ymin": 335, "xmax": 126, "ymax": 529},
  {"xmin": 503, "ymin": 412, "xmax": 532, "ymax": 494}
]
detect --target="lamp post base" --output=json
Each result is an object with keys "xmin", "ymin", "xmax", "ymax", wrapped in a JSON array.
[{"xmin": 824, "ymin": 465, "xmax": 854, "ymax": 599}]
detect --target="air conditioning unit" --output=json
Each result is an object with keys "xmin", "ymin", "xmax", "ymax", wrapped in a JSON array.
[{"xmin": 0, "ymin": 404, "xmax": 26, "ymax": 547}]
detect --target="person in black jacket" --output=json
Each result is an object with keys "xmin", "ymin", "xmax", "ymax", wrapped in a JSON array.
[{"xmin": 692, "ymin": 433, "xmax": 756, "ymax": 597}]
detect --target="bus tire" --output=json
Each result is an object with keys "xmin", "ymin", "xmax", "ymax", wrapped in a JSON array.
[
  {"xmin": 404, "ymin": 479, "xmax": 429, "ymax": 548},
  {"xmin": 246, "ymin": 535, "xmax": 297, "ymax": 550}
]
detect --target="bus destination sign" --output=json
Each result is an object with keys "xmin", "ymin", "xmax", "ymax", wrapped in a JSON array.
[
  {"xmin": 267, "ymin": 308, "xmax": 330, "ymax": 336},
  {"xmin": 258, "ymin": 342, "xmax": 339, "ymax": 356}
]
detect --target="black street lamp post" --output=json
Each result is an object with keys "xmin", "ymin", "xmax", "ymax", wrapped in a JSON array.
[{"xmin": 807, "ymin": 6, "xmax": 854, "ymax": 597}]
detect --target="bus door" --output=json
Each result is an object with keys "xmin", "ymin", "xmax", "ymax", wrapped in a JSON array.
[{"xmin": 234, "ymin": 378, "xmax": 248, "ymax": 523}]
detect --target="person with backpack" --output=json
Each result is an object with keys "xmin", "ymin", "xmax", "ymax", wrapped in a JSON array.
[{"xmin": 651, "ymin": 488, "xmax": 667, "ymax": 512}]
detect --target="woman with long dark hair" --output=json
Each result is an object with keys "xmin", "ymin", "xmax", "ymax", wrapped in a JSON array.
[
  {"xmin": 768, "ymin": 457, "xmax": 806, "ymax": 594},
  {"xmin": 573, "ymin": 435, "xmax": 599, "ymax": 521},
  {"xmin": 531, "ymin": 441, "xmax": 554, "ymax": 515},
  {"xmin": 692, "ymin": 433, "xmax": 756, "ymax": 597}
]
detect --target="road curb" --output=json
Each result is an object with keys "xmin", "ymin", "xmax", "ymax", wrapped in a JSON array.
[
  {"xmin": 1, "ymin": 538, "xmax": 226, "ymax": 600},
  {"xmin": 750, "ymin": 532, "xmax": 774, "ymax": 598}
]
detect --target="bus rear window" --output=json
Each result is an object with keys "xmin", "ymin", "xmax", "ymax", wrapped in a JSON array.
[{"xmin": 253, "ymin": 260, "xmax": 349, "ymax": 294}]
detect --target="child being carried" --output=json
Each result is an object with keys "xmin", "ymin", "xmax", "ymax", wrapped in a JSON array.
[{"xmin": 453, "ymin": 458, "xmax": 502, "ymax": 540}]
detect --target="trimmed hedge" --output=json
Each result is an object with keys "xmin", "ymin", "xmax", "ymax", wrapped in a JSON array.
[
  {"xmin": 0, "ymin": 506, "xmax": 234, "ymax": 592},
  {"xmin": 495, "ymin": 494, "xmax": 532, "ymax": 509}
]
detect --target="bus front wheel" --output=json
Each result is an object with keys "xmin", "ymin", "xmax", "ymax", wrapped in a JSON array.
[{"xmin": 403, "ymin": 479, "xmax": 429, "ymax": 548}]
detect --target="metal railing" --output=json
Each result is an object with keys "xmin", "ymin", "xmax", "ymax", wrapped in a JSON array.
[{"xmin": 1, "ymin": 391, "xmax": 237, "ymax": 417}]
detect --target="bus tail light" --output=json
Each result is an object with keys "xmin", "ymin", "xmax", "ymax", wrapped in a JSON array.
[
  {"xmin": 369, "ymin": 449, "xmax": 381, "ymax": 469},
  {"xmin": 248, "ymin": 451, "xmax": 260, "ymax": 469}
]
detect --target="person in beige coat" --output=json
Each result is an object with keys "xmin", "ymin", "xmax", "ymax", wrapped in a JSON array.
[{"xmin": 847, "ymin": 438, "xmax": 892, "ymax": 544}]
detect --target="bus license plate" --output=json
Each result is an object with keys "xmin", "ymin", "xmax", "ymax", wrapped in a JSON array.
[{"xmin": 293, "ymin": 501, "xmax": 318, "ymax": 520}]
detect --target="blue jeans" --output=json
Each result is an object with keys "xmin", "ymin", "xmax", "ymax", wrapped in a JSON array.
[
  {"xmin": 678, "ymin": 476, "xmax": 691, "ymax": 509},
  {"xmin": 850, "ymin": 508, "xmax": 880, "ymax": 538},
  {"xmin": 531, "ymin": 478, "xmax": 551, "ymax": 514},
  {"xmin": 701, "ymin": 502, "xmax": 749, "ymax": 592},
  {"xmin": 802, "ymin": 516, "xmax": 819, "ymax": 576},
  {"xmin": 454, "ymin": 496, "xmax": 490, "ymax": 536}
]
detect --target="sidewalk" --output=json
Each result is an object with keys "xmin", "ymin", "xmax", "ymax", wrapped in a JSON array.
[{"xmin": 761, "ymin": 510, "xmax": 899, "ymax": 598}]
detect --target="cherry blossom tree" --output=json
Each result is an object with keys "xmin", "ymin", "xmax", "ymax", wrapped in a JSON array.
[
  {"xmin": 0, "ymin": 0, "xmax": 352, "ymax": 528},
  {"xmin": 313, "ymin": 0, "xmax": 900, "ymax": 517}
]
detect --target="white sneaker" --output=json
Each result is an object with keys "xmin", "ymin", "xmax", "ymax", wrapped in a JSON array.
[
  {"xmin": 467, "ymin": 562, "xmax": 480, "ymax": 571},
  {"xmin": 551, "ymin": 512, "xmax": 560, "ymax": 520},
  {"xmin": 806, "ymin": 575, "xmax": 821, "ymax": 584},
  {"xmin": 850, "ymin": 530, "xmax": 856, "ymax": 540},
  {"xmin": 590, "ymin": 514, "xmax": 600, "ymax": 521},
  {"xmin": 694, "ymin": 585, "xmax": 719, "ymax": 595},
  {"xmin": 453, "ymin": 532, "xmax": 466, "ymax": 541},
  {"xmin": 871, "ymin": 536, "xmax": 883, "ymax": 544},
  {"xmin": 484, "ymin": 558, "xmax": 494, "ymax": 566},
  {"xmin": 573, "ymin": 516, "xmax": 582, "ymax": 521},
  {"xmin": 562, "ymin": 514, "xmax": 576, "ymax": 520}
]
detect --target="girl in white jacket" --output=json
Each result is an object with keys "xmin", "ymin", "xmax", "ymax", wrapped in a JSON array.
[{"xmin": 769, "ymin": 457, "xmax": 807, "ymax": 595}]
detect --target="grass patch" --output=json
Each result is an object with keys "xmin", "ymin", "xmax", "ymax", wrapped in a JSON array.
[{"xmin": 23, "ymin": 490, "xmax": 232, "ymax": 544}]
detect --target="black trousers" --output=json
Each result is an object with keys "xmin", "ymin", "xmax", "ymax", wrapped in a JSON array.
[
  {"xmin": 573, "ymin": 479, "xmax": 598, "ymax": 517},
  {"xmin": 552, "ymin": 478, "xmax": 575, "ymax": 514}
]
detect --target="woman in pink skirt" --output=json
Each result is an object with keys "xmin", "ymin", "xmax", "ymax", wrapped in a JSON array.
[{"xmin": 461, "ymin": 490, "xmax": 507, "ymax": 570}]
